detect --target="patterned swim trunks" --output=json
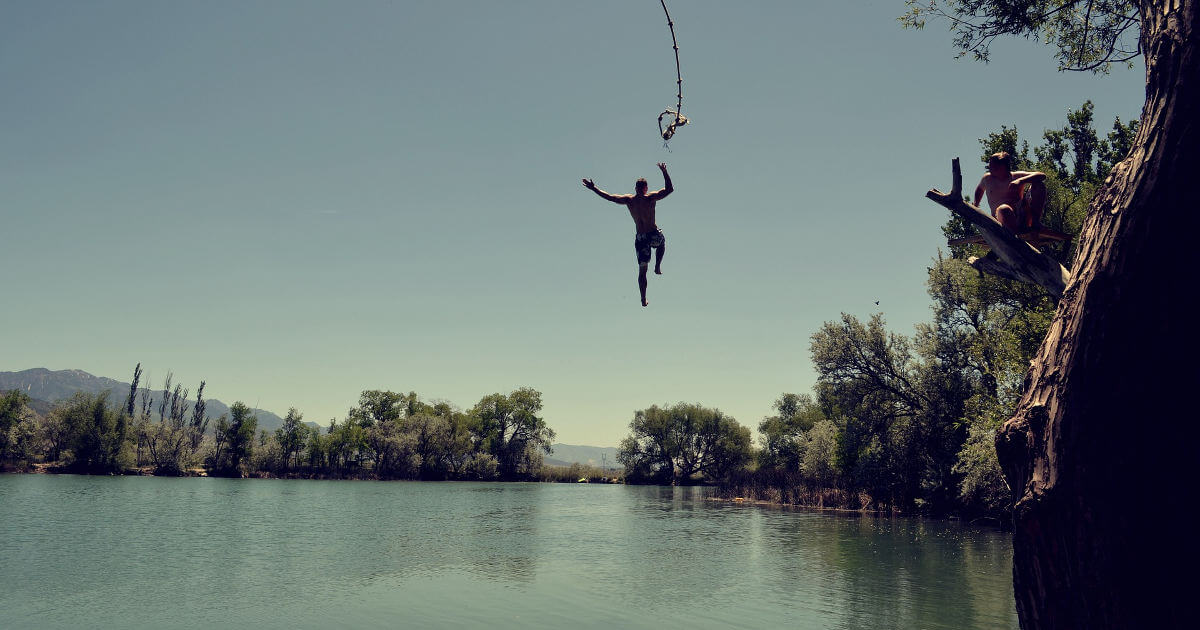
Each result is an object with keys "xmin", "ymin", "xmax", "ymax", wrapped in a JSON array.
[{"xmin": 634, "ymin": 229, "xmax": 665, "ymax": 266}]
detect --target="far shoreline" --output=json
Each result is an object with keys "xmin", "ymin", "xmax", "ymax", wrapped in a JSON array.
[
  {"xmin": 3, "ymin": 466, "xmax": 1006, "ymax": 528},
  {"xmin": 2, "ymin": 462, "xmax": 624, "ymax": 485}
]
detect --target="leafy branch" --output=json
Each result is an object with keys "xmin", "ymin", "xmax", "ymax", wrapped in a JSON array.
[{"xmin": 899, "ymin": 0, "xmax": 1141, "ymax": 73}]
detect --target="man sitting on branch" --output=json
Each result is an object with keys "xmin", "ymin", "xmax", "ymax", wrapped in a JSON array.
[
  {"xmin": 582, "ymin": 162, "xmax": 674, "ymax": 307},
  {"xmin": 974, "ymin": 151, "xmax": 1047, "ymax": 233}
]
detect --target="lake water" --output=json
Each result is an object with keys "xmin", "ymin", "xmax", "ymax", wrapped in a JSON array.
[{"xmin": 0, "ymin": 475, "xmax": 1018, "ymax": 629}]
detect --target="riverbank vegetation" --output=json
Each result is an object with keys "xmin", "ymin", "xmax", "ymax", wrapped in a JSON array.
[{"xmin": 1, "ymin": 376, "xmax": 559, "ymax": 482}]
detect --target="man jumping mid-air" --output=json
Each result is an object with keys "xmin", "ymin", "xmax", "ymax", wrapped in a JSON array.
[
  {"xmin": 582, "ymin": 163, "xmax": 673, "ymax": 307},
  {"xmin": 974, "ymin": 151, "xmax": 1048, "ymax": 233}
]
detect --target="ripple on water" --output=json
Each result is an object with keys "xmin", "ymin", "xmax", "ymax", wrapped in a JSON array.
[{"xmin": 0, "ymin": 476, "xmax": 1018, "ymax": 630}]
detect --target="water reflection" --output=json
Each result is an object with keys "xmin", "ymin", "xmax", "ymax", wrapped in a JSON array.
[
  {"xmin": 750, "ymin": 510, "xmax": 1016, "ymax": 628},
  {"xmin": 0, "ymin": 476, "xmax": 1017, "ymax": 630}
]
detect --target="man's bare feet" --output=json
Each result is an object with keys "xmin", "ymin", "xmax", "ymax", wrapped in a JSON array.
[
  {"xmin": 654, "ymin": 267, "xmax": 662, "ymax": 275},
  {"xmin": 642, "ymin": 298, "xmax": 649, "ymax": 307}
]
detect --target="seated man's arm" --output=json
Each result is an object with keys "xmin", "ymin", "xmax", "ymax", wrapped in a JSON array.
[
  {"xmin": 582, "ymin": 179, "xmax": 631, "ymax": 204},
  {"xmin": 648, "ymin": 162, "xmax": 673, "ymax": 200},
  {"xmin": 1011, "ymin": 171, "xmax": 1047, "ymax": 185},
  {"xmin": 973, "ymin": 175, "xmax": 988, "ymax": 207}
]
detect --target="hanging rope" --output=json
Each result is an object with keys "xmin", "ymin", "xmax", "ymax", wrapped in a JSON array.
[{"xmin": 656, "ymin": 0, "xmax": 688, "ymax": 146}]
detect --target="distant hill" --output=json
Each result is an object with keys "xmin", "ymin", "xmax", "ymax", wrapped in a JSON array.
[
  {"xmin": 22, "ymin": 396, "xmax": 54, "ymax": 419},
  {"xmin": 0, "ymin": 368, "xmax": 288, "ymax": 432},
  {"xmin": 545, "ymin": 444, "xmax": 621, "ymax": 469},
  {"xmin": 1, "ymin": 368, "xmax": 126, "ymax": 402}
]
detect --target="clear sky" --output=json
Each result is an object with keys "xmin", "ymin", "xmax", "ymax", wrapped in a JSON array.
[{"xmin": 1, "ymin": 1, "xmax": 1144, "ymax": 446}]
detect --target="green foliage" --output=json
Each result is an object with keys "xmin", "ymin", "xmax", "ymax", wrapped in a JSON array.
[
  {"xmin": 5, "ymin": 370, "xmax": 566, "ymax": 484},
  {"xmin": 800, "ymin": 420, "xmax": 840, "ymax": 487},
  {"xmin": 47, "ymin": 392, "xmax": 130, "ymax": 473},
  {"xmin": 618, "ymin": 402, "xmax": 752, "ymax": 485},
  {"xmin": 236, "ymin": 387, "xmax": 553, "ymax": 481},
  {"xmin": 900, "ymin": 1, "xmax": 1141, "ymax": 72},
  {"xmin": 757, "ymin": 393, "xmax": 826, "ymax": 470},
  {"xmin": 188, "ymin": 383, "xmax": 209, "ymax": 454},
  {"xmin": 952, "ymin": 401, "xmax": 1011, "ymax": 514},
  {"xmin": 275, "ymin": 408, "xmax": 307, "ymax": 471},
  {"xmin": 210, "ymin": 402, "xmax": 257, "ymax": 477},
  {"xmin": 139, "ymin": 374, "xmax": 209, "ymax": 475},
  {"xmin": 0, "ymin": 390, "xmax": 29, "ymax": 449},
  {"xmin": 326, "ymin": 417, "xmax": 368, "ymax": 472},
  {"xmin": 471, "ymin": 388, "xmax": 556, "ymax": 479},
  {"xmin": 466, "ymin": 452, "xmax": 499, "ymax": 480},
  {"xmin": 348, "ymin": 390, "xmax": 408, "ymax": 428},
  {"xmin": 124, "ymin": 363, "xmax": 142, "ymax": 418},
  {"xmin": 437, "ymin": 405, "xmax": 481, "ymax": 478},
  {"xmin": 808, "ymin": 313, "xmax": 971, "ymax": 511},
  {"xmin": 1, "ymin": 390, "xmax": 39, "ymax": 467}
]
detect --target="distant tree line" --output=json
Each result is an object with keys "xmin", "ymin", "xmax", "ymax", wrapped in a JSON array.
[{"xmin": 0, "ymin": 367, "xmax": 555, "ymax": 482}]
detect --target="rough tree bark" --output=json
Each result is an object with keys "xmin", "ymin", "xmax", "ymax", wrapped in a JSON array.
[{"xmin": 979, "ymin": 2, "xmax": 1199, "ymax": 628}]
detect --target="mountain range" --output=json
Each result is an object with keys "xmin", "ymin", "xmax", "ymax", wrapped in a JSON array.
[
  {"xmin": 0, "ymin": 368, "xmax": 289, "ymax": 432},
  {"xmin": 0, "ymin": 368, "xmax": 621, "ymax": 467}
]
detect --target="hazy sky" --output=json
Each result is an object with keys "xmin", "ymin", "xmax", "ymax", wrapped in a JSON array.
[{"xmin": 1, "ymin": 1, "xmax": 1144, "ymax": 446}]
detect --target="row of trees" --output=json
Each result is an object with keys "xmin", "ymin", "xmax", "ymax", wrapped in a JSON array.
[
  {"xmin": 2, "ymin": 389, "xmax": 130, "ymax": 474},
  {"xmin": 273, "ymin": 387, "xmax": 556, "ymax": 480},
  {"xmin": 0, "ymin": 367, "xmax": 556, "ymax": 481}
]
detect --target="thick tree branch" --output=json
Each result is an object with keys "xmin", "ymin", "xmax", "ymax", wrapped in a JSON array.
[{"xmin": 927, "ymin": 158, "xmax": 1071, "ymax": 298}]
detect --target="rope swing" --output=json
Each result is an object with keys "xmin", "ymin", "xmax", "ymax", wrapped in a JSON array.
[{"xmin": 656, "ymin": 0, "xmax": 688, "ymax": 147}]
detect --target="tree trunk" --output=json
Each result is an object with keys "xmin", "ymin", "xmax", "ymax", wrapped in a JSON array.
[{"xmin": 996, "ymin": 2, "xmax": 1200, "ymax": 628}]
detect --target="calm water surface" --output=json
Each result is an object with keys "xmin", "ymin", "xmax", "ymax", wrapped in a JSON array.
[{"xmin": 0, "ymin": 475, "xmax": 1018, "ymax": 629}]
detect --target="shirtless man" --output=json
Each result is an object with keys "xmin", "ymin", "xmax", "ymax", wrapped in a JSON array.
[
  {"xmin": 582, "ymin": 163, "xmax": 673, "ymax": 307},
  {"xmin": 974, "ymin": 151, "xmax": 1048, "ymax": 232}
]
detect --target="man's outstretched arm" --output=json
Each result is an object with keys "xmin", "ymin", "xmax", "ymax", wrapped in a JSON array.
[
  {"xmin": 649, "ymin": 162, "xmax": 673, "ymax": 200},
  {"xmin": 582, "ymin": 179, "xmax": 630, "ymax": 204}
]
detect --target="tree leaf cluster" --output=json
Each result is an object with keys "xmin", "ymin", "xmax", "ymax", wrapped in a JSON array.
[
  {"xmin": 0, "ymin": 390, "xmax": 40, "ymax": 468},
  {"xmin": 617, "ymin": 402, "xmax": 752, "ymax": 485},
  {"xmin": 135, "ymin": 369, "xmax": 211, "ymax": 475},
  {"xmin": 31, "ymin": 391, "xmax": 130, "ymax": 473},
  {"xmin": 900, "ymin": 0, "xmax": 1140, "ymax": 72},
  {"xmin": 209, "ymin": 401, "xmax": 257, "ymax": 477}
]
